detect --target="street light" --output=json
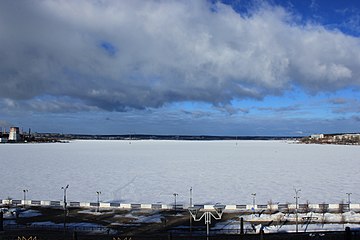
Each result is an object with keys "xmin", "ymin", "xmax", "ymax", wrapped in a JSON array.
[
  {"xmin": 62, "ymin": 185, "xmax": 69, "ymax": 210},
  {"xmin": 190, "ymin": 187, "xmax": 193, "ymax": 207},
  {"xmin": 23, "ymin": 189, "xmax": 28, "ymax": 208},
  {"xmin": 173, "ymin": 193, "xmax": 178, "ymax": 214},
  {"xmin": 61, "ymin": 184, "xmax": 69, "ymax": 230},
  {"xmin": 294, "ymin": 188, "xmax": 301, "ymax": 233},
  {"xmin": 96, "ymin": 191, "xmax": 101, "ymax": 212},
  {"xmin": 189, "ymin": 187, "xmax": 193, "ymax": 233},
  {"xmin": 251, "ymin": 193, "xmax": 256, "ymax": 212},
  {"xmin": 189, "ymin": 204, "xmax": 226, "ymax": 239},
  {"xmin": 346, "ymin": 193, "xmax": 352, "ymax": 210}
]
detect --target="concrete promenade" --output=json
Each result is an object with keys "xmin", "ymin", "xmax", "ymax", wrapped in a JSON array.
[{"xmin": 2, "ymin": 199, "xmax": 360, "ymax": 212}]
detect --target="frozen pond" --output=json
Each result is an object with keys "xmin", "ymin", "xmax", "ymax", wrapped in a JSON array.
[{"xmin": 0, "ymin": 140, "xmax": 359, "ymax": 205}]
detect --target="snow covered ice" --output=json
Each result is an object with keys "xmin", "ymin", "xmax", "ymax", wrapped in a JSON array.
[{"xmin": 0, "ymin": 140, "xmax": 359, "ymax": 205}]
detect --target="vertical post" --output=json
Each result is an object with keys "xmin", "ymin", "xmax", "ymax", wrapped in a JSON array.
[
  {"xmin": 62, "ymin": 184, "xmax": 69, "ymax": 230},
  {"xmin": 0, "ymin": 211, "xmax": 3, "ymax": 232},
  {"xmin": 259, "ymin": 229, "xmax": 264, "ymax": 240},
  {"xmin": 23, "ymin": 189, "xmax": 28, "ymax": 208},
  {"xmin": 173, "ymin": 193, "xmax": 178, "ymax": 215},
  {"xmin": 96, "ymin": 191, "xmax": 101, "ymax": 212},
  {"xmin": 346, "ymin": 193, "xmax": 352, "ymax": 211},
  {"xmin": 294, "ymin": 188, "xmax": 301, "ymax": 233},
  {"xmin": 345, "ymin": 226, "xmax": 351, "ymax": 240},
  {"xmin": 240, "ymin": 217, "xmax": 244, "ymax": 235},
  {"xmin": 73, "ymin": 231, "xmax": 78, "ymax": 240},
  {"xmin": 190, "ymin": 187, "xmax": 193, "ymax": 207},
  {"xmin": 205, "ymin": 212, "xmax": 210, "ymax": 240},
  {"xmin": 189, "ymin": 187, "xmax": 192, "ymax": 233},
  {"xmin": 251, "ymin": 193, "xmax": 256, "ymax": 214}
]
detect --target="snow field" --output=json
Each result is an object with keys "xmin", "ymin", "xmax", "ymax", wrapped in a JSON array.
[{"xmin": 0, "ymin": 140, "xmax": 359, "ymax": 205}]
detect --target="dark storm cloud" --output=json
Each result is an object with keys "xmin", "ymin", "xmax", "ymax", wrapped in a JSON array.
[{"xmin": 1, "ymin": 0, "xmax": 360, "ymax": 113}]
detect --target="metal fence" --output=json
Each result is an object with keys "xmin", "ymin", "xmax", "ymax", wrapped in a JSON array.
[{"xmin": 1, "ymin": 230, "xmax": 360, "ymax": 240}]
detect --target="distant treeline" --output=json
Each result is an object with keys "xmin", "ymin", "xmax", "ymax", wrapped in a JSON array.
[{"xmin": 32, "ymin": 133, "xmax": 300, "ymax": 141}]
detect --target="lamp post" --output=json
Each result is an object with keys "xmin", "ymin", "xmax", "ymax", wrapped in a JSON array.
[
  {"xmin": 189, "ymin": 204, "xmax": 225, "ymax": 239},
  {"xmin": 294, "ymin": 188, "xmax": 301, "ymax": 233},
  {"xmin": 190, "ymin": 187, "xmax": 193, "ymax": 207},
  {"xmin": 62, "ymin": 185, "xmax": 69, "ymax": 210},
  {"xmin": 346, "ymin": 193, "xmax": 352, "ymax": 210},
  {"xmin": 251, "ymin": 193, "xmax": 256, "ymax": 212},
  {"xmin": 96, "ymin": 191, "xmax": 101, "ymax": 212},
  {"xmin": 173, "ymin": 193, "xmax": 178, "ymax": 215},
  {"xmin": 61, "ymin": 184, "xmax": 69, "ymax": 230},
  {"xmin": 23, "ymin": 189, "xmax": 28, "ymax": 208},
  {"xmin": 189, "ymin": 187, "xmax": 193, "ymax": 233}
]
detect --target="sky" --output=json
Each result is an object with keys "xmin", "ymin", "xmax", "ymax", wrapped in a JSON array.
[{"xmin": 1, "ymin": 0, "xmax": 360, "ymax": 136}]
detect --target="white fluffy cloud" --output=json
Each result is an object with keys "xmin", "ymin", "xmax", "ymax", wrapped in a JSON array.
[{"xmin": 1, "ymin": 0, "xmax": 360, "ymax": 112}]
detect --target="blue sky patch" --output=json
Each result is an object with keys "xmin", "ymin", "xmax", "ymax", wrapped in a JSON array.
[{"xmin": 100, "ymin": 41, "xmax": 117, "ymax": 56}]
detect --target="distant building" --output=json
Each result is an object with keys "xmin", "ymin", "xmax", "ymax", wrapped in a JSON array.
[
  {"xmin": 8, "ymin": 127, "xmax": 20, "ymax": 142},
  {"xmin": 310, "ymin": 134, "xmax": 324, "ymax": 139},
  {"xmin": 0, "ymin": 129, "xmax": 9, "ymax": 143},
  {"xmin": 304, "ymin": 133, "xmax": 360, "ymax": 145}
]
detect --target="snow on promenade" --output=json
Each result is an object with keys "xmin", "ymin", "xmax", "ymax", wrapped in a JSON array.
[{"xmin": 0, "ymin": 140, "xmax": 359, "ymax": 204}]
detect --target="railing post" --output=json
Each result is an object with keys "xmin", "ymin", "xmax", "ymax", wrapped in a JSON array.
[
  {"xmin": 240, "ymin": 217, "xmax": 244, "ymax": 235},
  {"xmin": 0, "ymin": 211, "xmax": 3, "ymax": 231},
  {"xmin": 345, "ymin": 227, "xmax": 351, "ymax": 240},
  {"xmin": 259, "ymin": 229, "xmax": 264, "ymax": 240}
]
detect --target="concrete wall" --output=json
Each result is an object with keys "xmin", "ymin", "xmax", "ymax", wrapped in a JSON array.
[{"xmin": 1, "ymin": 199, "xmax": 359, "ymax": 212}]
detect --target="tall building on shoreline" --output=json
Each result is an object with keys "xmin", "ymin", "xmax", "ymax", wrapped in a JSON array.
[{"xmin": 8, "ymin": 127, "xmax": 20, "ymax": 142}]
